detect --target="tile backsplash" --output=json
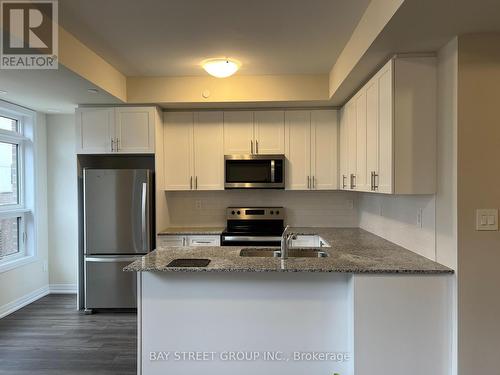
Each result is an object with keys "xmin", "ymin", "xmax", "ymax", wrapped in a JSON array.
[{"xmin": 163, "ymin": 190, "xmax": 358, "ymax": 228}]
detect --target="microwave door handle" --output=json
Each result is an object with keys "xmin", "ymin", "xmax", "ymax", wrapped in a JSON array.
[{"xmin": 270, "ymin": 160, "xmax": 275, "ymax": 182}]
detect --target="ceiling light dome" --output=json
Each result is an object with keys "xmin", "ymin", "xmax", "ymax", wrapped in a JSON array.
[{"xmin": 202, "ymin": 58, "xmax": 240, "ymax": 78}]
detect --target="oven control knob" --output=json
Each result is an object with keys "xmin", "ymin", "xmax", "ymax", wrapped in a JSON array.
[
  {"xmin": 270, "ymin": 210, "xmax": 274, "ymax": 215},
  {"xmin": 231, "ymin": 210, "xmax": 235, "ymax": 215},
  {"xmin": 276, "ymin": 210, "xmax": 280, "ymax": 215},
  {"xmin": 237, "ymin": 211, "xmax": 241, "ymax": 215}
]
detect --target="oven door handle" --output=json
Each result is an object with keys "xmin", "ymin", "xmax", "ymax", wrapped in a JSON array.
[{"xmin": 222, "ymin": 236, "xmax": 282, "ymax": 242}]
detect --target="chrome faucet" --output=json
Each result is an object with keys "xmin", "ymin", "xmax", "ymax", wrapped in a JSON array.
[{"xmin": 280, "ymin": 225, "xmax": 297, "ymax": 260}]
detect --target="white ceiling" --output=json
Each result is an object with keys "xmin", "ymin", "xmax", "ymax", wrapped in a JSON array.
[
  {"xmin": 59, "ymin": 0, "xmax": 371, "ymax": 76},
  {"xmin": 0, "ymin": 66, "xmax": 122, "ymax": 114}
]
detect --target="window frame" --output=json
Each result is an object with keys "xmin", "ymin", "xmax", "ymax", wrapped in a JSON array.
[{"xmin": 0, "ymin": 102, "xmax": 35, "ymax": 272}]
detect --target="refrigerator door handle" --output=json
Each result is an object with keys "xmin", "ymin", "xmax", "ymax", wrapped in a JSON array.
[
  {"xmin": 141, "ymin": 182, "xmax": 149, "ymax": 252},
  {"xmin": 85, "ymin": 256, "xmax": 141, "ymax": 263}
]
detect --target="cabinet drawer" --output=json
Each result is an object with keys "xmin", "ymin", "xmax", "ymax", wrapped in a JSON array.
[
  {"xmin": 157, "ymin": 235, "xmax": 187, "ymax": 247},
  {"xmin": 187, "ymin": 236, "xmax": 220, "ymax": 247}
]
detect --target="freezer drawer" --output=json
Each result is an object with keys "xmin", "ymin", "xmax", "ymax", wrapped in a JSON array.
[{"xmin": 85, "ymin": 256, "xmax": 140, "ymax": 309}]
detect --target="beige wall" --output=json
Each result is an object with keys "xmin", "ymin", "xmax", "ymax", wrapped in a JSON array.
[
  {"xmin": 457, "ymin": 33, "xmax": 500, "ymax": 375},
  {"xmin": 46, "ymin": 115, "xmax": 78, "ymax": 288},
  {"xmin": 0, "ymin": 113, "xmax": 49, "ymax": 313}
]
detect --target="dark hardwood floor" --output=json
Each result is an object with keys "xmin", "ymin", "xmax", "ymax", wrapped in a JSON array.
[{"xmin": 0, "ymin": 294, "xmax": 136, "ymax": 375}]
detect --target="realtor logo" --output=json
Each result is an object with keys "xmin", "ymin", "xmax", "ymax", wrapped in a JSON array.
[{"xmin": 1, "ymin": 0, "xmax": 58, "ymax": 69}]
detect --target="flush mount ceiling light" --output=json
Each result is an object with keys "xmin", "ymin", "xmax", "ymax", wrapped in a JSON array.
[
  {"xmin": 87, "ymin": 88, "xmax": 99, "ymax": 94},
  {"xmin": 202, "ymin": 58, "xmax": 240, "ymax": 78}
]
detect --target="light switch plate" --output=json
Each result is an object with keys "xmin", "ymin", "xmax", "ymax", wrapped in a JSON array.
[{"xmin": 476, "ymin": 209, "xmax": 498, "ymax": 231}]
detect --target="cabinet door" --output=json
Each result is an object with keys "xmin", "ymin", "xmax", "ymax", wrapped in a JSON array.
[
  {"xmin": 164, "ymin": 112, "xmax": 194, "ymax": 190},
  {"xmin": 223, "ymin": 111, "xmax": 254, "ymax": 154},
  {"xmin": 158, "ymin": 235, "xmax": 187, "ymax": 247},
  {"xmin": 366, "ymin": 79, "xmax": 379, "ymax": 192},
  {"xmin": 254, "ymin": 111, "xmax": 285, "ymax": 154},
  {"xmin": 355, "ymin": 90, "xmax": 368, "ymax": 191},
  {"xmin": 193, "ymin": 112, "xmax": 224, "ymax": 190},
  {"xmin": 115, "ymin": 107, "xmax": 155, "ymax": 153},
  {"xmin": 346, "ymin": 101, "xmax": 357, "ymax": 190},
  {"xmin": 378, "ymin": 62, "xmax": 394, "ymax": 194},
  {"xmin": 285, "ymin": 111, "xmax": 311, "ymax": 190},
  {"xmin": 75, "ymin": 108, "xmax": 114, "ymax": 154},
  {"xmin": 311, "ymin": 110, "xmax": 338, "ymax": 190},
  {"xmin": 339, "ymin": 107, "xmax": 349, "ymax": 190}
]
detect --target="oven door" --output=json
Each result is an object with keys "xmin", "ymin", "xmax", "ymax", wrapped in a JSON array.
[{"xmin": 225, "ymin": 154, "xmax": 285, "ymax": 189}]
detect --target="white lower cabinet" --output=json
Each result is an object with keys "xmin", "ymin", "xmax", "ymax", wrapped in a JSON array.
[
  {"xmin": 285, "ymin": 110, "xmax": 338, "ymax": 190},
  {"xmin": 188, "ymin": 236, "xmax": 221, "ymax": 247},
  {"xmin": 158, "ymin": 235, "xmax": 220, "ymax": 247}
]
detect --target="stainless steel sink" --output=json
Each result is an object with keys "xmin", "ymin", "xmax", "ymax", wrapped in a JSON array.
[{"xmin": 240, "ymin": 248, "xmax": 329, "ymax": 258}]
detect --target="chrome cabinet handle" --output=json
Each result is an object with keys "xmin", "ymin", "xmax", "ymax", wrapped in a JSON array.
[
  {"xmin": 195, "ymin": 176, "xmax": 198, "ymax": 190},
  {"xmin": 307, "ymin": 176, "xmax": 310, "ymax": 189},
  {"xmin": 312, "ymin": 176, "xmax": 315, "ymax": 189},
  {"xmin": 251, "ymin": 140, "xmax": 254, "ymax": 154},
  {"xmin": 374, "ymin": 172, "xmax": 379, "ymax": 191},
  {"xmin": 371, "ymin": 171, "xmax": 375, "ymax": 191},
  {"xmin": 342, "ymin": 175, "xmax": 347, "ymax": 189},
  {"xmin": 190, "ymin": 176, "xmax": 193, "ymax": 190},
  {"xmin": 256, "ymin": 140, "xmax": 259, "ymax": 154},
  {"xmin": 111, "ymin": 138, "xmax": 114, "ymax": 152},
  {"xmin": 350, "ymin": 174, "xmax": 356, "ymax": 189},
  {"xmin": 115, "ymin": 138, "xmax": 120, "ymax": 152}
]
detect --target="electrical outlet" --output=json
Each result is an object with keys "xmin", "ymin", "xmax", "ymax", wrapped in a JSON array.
[
  {"xmin": 417, "ymin": 208, "xmax": 423, "ymax": 228},
  {"xmin": 43, "ymin": 260, "xmax": 48, "ymax": 273},
  {"xmin": 195, "ymin": 200, "xmax": 203, "ymax": 210}
]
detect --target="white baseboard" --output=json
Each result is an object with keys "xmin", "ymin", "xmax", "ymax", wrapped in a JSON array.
[
  {"xmin": 0, "ymin": 285, "xmax": 50, "ymax": 319},
  {"xmin": 49, "ymin": 284, "xmax": 77, "ymax": 294}
]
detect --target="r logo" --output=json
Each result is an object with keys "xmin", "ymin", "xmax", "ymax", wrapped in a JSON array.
[
  {"xmin": 2, "ymin": 1, "xmax": 53, "ymax": 53},
  {"xmin": 1, "ymin": 1, "xmax": 58, "ymax": 68}
]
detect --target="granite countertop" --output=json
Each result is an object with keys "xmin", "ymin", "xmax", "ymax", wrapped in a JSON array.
[
  {"xmin": 158, "ymin": 226, "xmax": 225, "ymax": 235},
  {"xmin": 125, "ymin": 227, "xmax": 453, "ymax": 274}
]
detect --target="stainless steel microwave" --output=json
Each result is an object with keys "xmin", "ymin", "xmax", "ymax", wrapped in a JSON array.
[{"xmin": 224, "ymin": 154, "xmax": 285, "ymax": 189}]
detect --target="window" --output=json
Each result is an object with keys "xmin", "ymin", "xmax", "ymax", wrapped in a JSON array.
[{"xmin": 0, "ymin": 104, "xmax": 34, "ymax": 270}]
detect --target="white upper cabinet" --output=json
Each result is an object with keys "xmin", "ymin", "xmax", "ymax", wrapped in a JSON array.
[
  {"xmin": 285, "ymin": 110, "xmax": 338, "ymax": 190},
  {"xmin": 115, "ymin": 107, "xmax": 155, "ymax": 153},
  {"xmin": 311, "ymin": 110, "xmax": 338, "ymax": 190},
  {"xmin": 76, "ymin": 108, "xmax": 114, "ymax": 154},
  {"xmin": 339, "ymin": 56, "xmax": 437, "ymax": 194},
  {"xmin": 164, "ymin": 112, "xmax": 194, "ymax": 191},
  {"xmin": 75, "ymin": 107, "xmax": 155, "ymax": 154},
  {"xmin": 193, "ymin": 112, "xmax": 224, "ymax": 190},
  {"xmin": 339, "ymin": 107, "xmax": 349, "ymax": 190},
  {"xmin": 223, "ymin": 110, "xmax": 285, "ymax": 155},
  {"xmin": 346, "ymin": 101, "xmax": 357, "ymax": 190},
  {"xmin": 254, "ymin": 111, "xmax": 285, "ymax": 154},
  {"xmin": 223, "ymin": 111, "xmax": 254, "ymax": 154},
  {"xmin": 354, "ymin": 89, "xmax": 368, "ymax": 191},
  {"xmin": 285, "ymin": 111, "xmax": 311, "ymax": 190},
  {"xmin": 164, "ymin": 111, "xmax": 224, "ymax": 191}
]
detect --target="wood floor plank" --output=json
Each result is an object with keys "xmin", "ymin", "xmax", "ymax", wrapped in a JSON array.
[{"xmin": 0, "ymin": 294, "xmax": 136, "ymax": 375}]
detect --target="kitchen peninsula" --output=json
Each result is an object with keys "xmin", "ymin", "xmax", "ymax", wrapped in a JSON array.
[{"xmin": 126, "ymin": 228, "xmax": 453, "ymax": 375}]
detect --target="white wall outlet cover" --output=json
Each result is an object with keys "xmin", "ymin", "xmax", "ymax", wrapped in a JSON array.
[{"xmin": 476, "ymin": 208, "xmax": 499, "ymax": 231}]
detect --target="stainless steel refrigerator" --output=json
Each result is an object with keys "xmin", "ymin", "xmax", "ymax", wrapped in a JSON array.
[{"xmin": 83, "ymin": 169, "xmax": 152, "ymax": 312}]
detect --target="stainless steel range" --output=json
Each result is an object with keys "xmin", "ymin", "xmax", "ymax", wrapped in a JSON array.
[{"xmin": 220, "ymin": 207, "xmax": 284, "ymax": 246}]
